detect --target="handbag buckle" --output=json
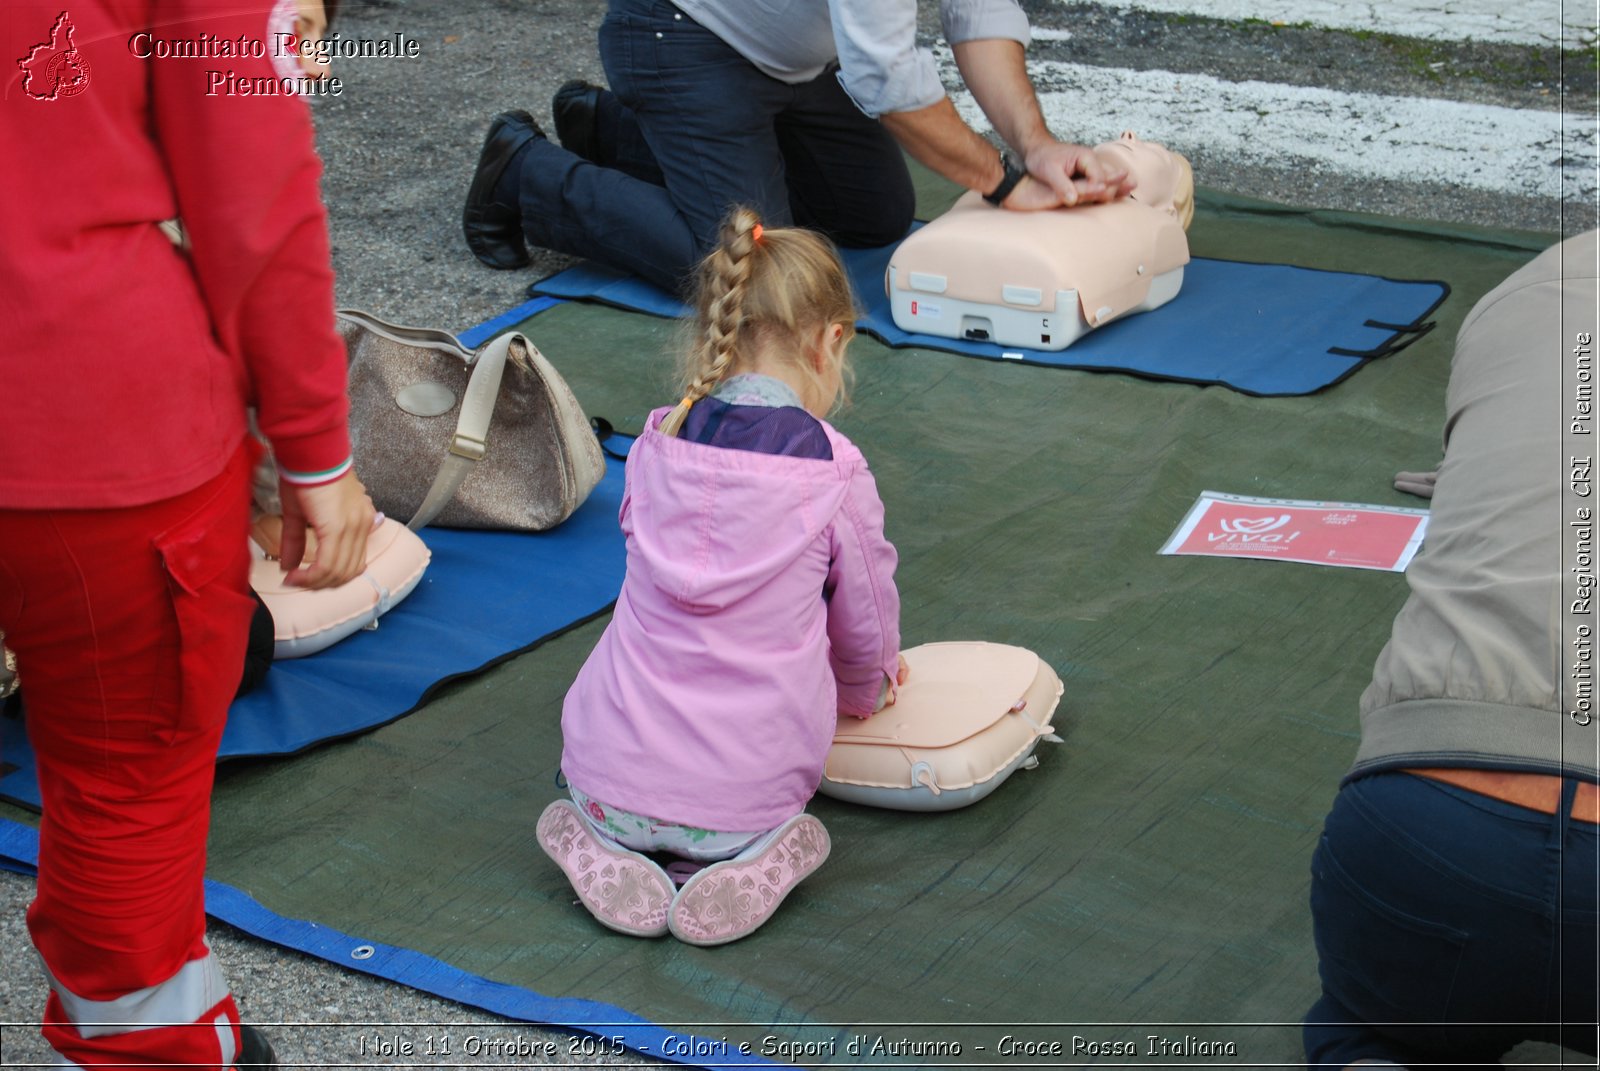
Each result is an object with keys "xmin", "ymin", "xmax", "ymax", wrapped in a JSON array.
[{"xmin": 450, "ymin": 431, "xmax": 487, "ymax": 461}]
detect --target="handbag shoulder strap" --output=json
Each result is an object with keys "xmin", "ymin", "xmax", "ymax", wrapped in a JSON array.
[
  {"xmin": 405, "ymin": 329, "xmax": 519, "ymax": 531},
  {"xmin": 336, "ymin": 308, "xmax": 475, "ymax": 360}
]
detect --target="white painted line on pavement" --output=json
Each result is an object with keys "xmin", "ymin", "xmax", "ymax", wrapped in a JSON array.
[
  {"xmin": 949, "ymin": 58, "xmax": 1597, "ymax": 201},
  {"xmin": 1047, "ymin": 0, "xmax": 1596, "ymax": 48}
]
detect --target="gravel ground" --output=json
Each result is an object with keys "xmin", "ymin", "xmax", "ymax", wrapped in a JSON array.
[{"xmin": 1, "ymin": 0, "xmax": 1595, "ymax": 1066}]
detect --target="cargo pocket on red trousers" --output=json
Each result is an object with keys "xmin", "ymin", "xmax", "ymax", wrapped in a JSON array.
[{"xmin": 152, "ymin": 482, "xmax": 254, "ymax": 747}]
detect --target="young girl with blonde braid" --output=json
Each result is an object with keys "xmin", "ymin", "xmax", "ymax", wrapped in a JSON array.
[{"xmin": 538, "ymin": 208, "xmax": 906, "ymax": 946}]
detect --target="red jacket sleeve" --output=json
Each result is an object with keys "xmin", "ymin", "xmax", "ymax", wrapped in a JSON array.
[{"xmin": 148, "ymin": 0, "xmax": 350, "ymax": 479}]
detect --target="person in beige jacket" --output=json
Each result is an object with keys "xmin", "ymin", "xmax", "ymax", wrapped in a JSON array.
[{"xmin": 1306, "ymin": 230, "xmax": 1600, "ymax": 1066}]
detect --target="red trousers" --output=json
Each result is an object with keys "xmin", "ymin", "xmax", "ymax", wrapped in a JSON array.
[{"xmin": 0, "ymin": 445, "xmax": 255, "ymax": 1069}]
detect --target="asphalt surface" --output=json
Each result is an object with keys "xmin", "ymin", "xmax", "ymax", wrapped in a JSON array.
[{"xmin": 1, "ymin": 0, "xmax": 1596, "ymax": 1066}]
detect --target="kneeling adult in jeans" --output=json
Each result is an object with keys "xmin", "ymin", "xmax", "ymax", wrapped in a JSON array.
[
  {"xmin": 462, "ymin": 0, "xmax": 1134, "ymax": 294},
  {"xmin": 1306, "ymin": 230, "xmax": 1600, "ymax": 1065}
]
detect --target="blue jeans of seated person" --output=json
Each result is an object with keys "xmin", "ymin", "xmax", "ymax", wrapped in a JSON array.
[
  {"xmin": 514, "ymin": 0, "xmax": 916, "ymax": 295},
  {"xmin": 1305, "ymin": 772, "xmax": 1599, "ymax": 1068}
]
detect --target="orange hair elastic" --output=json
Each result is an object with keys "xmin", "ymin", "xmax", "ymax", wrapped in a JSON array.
[{"xmin": 751, "ymin": 223, "xmax": 764, "ymax": 243}]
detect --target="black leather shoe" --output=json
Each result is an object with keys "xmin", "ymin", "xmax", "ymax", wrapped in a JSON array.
[
  {"xmin": 237, "ymin": 1025, "xmax": 278, "ymax": 1068},
  {"xmin": 552, "ymin": 80, "xmax": 602, "ymax": 163},
  {"xmin": 462, "ymin": 110, "xmax": 542, "ymax": 270}
]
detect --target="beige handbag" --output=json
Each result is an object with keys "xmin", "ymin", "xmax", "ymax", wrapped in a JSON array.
[{"xmin": 338, "ymin": 309, "xmax": 604, "ymax": 531}]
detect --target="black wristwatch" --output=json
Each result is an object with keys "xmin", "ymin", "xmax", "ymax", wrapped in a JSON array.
[{"xmin": 983, "ymin": 153, "xmax": 1026, "ymax": 206}]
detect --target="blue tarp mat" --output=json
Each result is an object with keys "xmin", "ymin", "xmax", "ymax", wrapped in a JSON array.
[
  {"xmin": 0, "ymin": 459, "xmax": 628, "ymax": 810},
  {"xmin": 528, "ymin": 235, "xmax": 1447, "ymax": 397},
  {"xmin": 0, "ymin": 821, "xmax": 767, "ymax": 1071}
]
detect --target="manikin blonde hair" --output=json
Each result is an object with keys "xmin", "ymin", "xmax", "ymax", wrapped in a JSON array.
[{"xmin": 658, "ymin": 208, "xmax": 857, "ymax": 437}]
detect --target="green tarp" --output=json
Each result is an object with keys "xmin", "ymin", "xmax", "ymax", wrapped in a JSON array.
[{"xmin": 1, "ymin": 179, "xmax": 1556, "ymax": 1064}]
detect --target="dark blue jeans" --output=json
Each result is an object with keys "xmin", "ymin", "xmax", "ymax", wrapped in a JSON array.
[
  {"xmin": 1306, "ymin": 772, "xmax": 1599, "ymax": 1067},
  {"xmin": 515, "ymin": 0, "xmax": 915, "ymax": 294}
]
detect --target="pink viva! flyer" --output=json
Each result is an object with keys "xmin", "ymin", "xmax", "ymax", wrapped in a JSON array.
[{"xmin": 1159, "ymin": 491, "xmax": 1430, "ymax": 572}]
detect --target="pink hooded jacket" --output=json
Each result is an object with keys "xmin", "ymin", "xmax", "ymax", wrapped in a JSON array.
[{"xmin": 560, "ymin": 407, "xmax": 901, "ymax": 831}]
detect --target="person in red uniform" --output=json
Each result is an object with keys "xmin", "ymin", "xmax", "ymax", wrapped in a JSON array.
[{"xmin": 0, "ymin": 2, "xmax": 371, "ymax": 1066}]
